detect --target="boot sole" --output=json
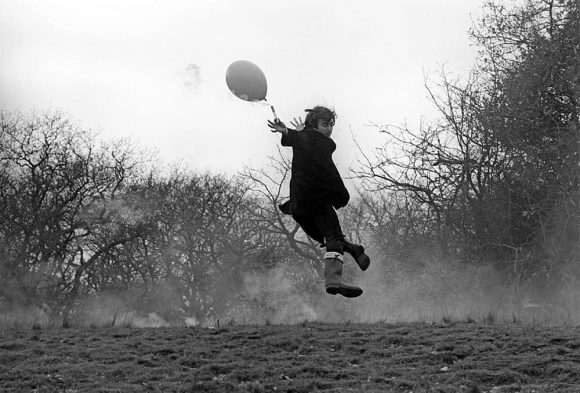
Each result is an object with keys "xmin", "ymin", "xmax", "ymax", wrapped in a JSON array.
[{"xmin": 326, "ymin": 286, "xmax": 363, "ymax": 298}]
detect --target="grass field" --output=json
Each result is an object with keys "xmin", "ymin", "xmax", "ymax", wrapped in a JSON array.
[{"xmin": 1, "ymin": 320, "xmax": 579, "ymax": 392}]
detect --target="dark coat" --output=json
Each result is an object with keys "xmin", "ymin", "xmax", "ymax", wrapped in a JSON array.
[{"xmin": 279, "ymin": 127, "xmax": 350, "ymax": 215}]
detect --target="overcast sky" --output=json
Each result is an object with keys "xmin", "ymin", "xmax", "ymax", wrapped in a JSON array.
[{"xmin": 0, "ymin": 0, "xmax": 484, "ymax": 176}]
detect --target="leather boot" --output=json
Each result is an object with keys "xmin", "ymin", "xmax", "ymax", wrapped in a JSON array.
[
  {"xmin": 344, "ymin": 241, "xmax": 370, "ymax": 271},
  {"xmin": 324, "ymin": 252, "xmax": 363, "ymax": 298}
]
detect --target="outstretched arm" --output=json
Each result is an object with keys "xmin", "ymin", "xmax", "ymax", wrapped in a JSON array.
[
  {"xmin": 269, "ymin": 119, "xmax": 306, "ymax": 148},
  {"xmin": 267, "ymin": 119, "xmax": 289, "ymax": 135}
]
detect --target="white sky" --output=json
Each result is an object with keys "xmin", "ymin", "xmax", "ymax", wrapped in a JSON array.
[{"xmin": 0, "ymin": 0, "xmax": 484, "ymax": 177}]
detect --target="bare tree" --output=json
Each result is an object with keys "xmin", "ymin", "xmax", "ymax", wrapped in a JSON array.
[
  {"xmin": 0, "ymin": 110, "xmax": 150, "ymax": 313},
  {"xmin": 353, "ymin": 0, "xmax": 579, "ymax": 290}
]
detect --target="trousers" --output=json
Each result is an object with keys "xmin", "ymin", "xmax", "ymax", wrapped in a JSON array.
[{"xmin": 292, "ymin": 204, "xmax": 346, "ymax": 254}]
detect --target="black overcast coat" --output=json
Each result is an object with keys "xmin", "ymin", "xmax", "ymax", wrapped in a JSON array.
[{"xmin": 279, "ymin": 127, "xmax": 350, "ymax": 215}]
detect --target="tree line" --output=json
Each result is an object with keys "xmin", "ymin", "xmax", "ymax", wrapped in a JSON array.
[{"xmin": 0, "ymin": 0, "xmax": 577, "ymax": 323}]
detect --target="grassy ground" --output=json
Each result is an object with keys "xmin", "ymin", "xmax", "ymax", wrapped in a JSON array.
[{"xmin": 1, "ymin": 321, "xmax": 579, "ymax": 393}]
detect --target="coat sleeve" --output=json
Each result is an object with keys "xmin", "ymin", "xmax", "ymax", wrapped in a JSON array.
[{"xmin": 281, "ymin": 129, "xmax": 306, "ymax": 149}]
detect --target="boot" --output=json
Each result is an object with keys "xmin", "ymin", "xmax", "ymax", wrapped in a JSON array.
[
  {"xmin": 324, "ymin": 252, "xmax": 363, "ymax": 298},
  {"xmin": 344, "ymin": 241, "xmax": 371, "ymax": 271}
]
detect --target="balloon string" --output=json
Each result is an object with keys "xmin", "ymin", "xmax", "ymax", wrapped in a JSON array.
[
  {"xmin": 270, "ymin": 105, "xmax": 279, "ymax": 121},
  {"xmin": 262, "ymin": 99, "xmax": 279, "ymax": 121}
]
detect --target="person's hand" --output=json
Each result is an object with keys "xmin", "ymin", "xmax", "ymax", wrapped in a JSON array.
[
  {"xmin": 290, "ymin": 116, "xmax": 305, "ymax": 131},
  {"xmin": 267, "ymin": 119, "xmax": 288, "ymax": 134}
]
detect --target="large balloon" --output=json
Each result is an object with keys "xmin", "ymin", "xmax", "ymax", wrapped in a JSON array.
[{"xmin": 226, "ymin": 60, "xmax": 268, "ymax": 102}]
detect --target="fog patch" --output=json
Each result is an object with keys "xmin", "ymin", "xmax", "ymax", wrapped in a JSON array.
[
  {"xmin": 2, "ymin": 248, "xmax": 578, "ymax": 330},
  {"xmin": 227, "ymin": 265, "xmax": 320, "ymax": 324},
  {"xmin": 217, "ymin": 247, "xmax": 580, "ymax": 326},
  {"xmin": 348, "ymin": 247, "xmax": 580, "ymax": 324}
]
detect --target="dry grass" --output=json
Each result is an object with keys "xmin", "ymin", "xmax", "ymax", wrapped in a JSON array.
[{"xmin": 1, "ymin": 321, "xmax": 579, "ymax": 392}]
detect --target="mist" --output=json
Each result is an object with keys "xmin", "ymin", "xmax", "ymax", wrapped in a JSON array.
[{"xmin": 3, "ymin": 240, "xmax": 577, "ymax": 330}]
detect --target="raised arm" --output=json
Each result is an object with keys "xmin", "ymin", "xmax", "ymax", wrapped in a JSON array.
[
  {"xmin": 267, "ymin": 119, "xmax": 289, "ymax": 136},
  {"xmin": 268, "ymin": 119, "xmax": 306, "ymax": 148}
]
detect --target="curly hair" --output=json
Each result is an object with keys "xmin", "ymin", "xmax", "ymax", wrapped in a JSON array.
[{"xmin": 304, "ymin": 106, "xmax": 336, "ymax": 129}]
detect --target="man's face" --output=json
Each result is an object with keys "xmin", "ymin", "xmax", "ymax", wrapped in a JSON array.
[{"xmin": 314, "ymin": 118, "xmax": 334, "ymax": 138}]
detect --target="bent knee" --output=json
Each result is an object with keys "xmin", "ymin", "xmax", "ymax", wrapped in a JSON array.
[{"xmin": 325, "ymin": 237, "xmax": 345, "ymax": 254}]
